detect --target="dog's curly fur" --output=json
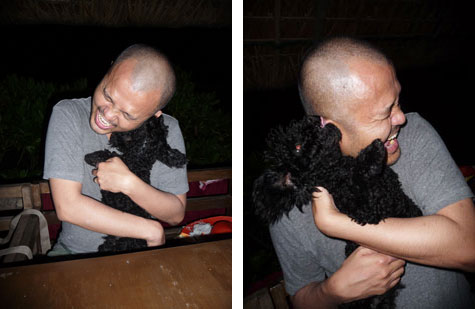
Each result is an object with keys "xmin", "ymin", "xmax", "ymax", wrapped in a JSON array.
[
  {"xmin": 85, "ymin": 115, "xmax": 186, "ymax": 253},
  {"xmin": 252, "ymin": 115, "xmax": 422, "ymax": 308}
]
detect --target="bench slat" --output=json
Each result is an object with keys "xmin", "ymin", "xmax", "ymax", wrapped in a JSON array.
[
  {"xmin": 186, "ymin": 195, "xmax": 232, "ymax": 212},
  {"xmin": 187, "ymin": 168, "xmax": 232, "ymax": 182}
]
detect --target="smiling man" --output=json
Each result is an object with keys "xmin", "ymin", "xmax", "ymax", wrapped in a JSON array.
[
  {"xmin": 269, "ymin": 37, "xmax": 475, "ymax": 308},
  {"xmin": 43, "ymin": 44, "xmax": 188, "ymax": 255}
]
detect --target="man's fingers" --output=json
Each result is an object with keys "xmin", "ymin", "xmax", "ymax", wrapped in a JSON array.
[
  {"xmin": 390, "ymin": 264, "xmax": 405, "ymax": 280},
  {"xmin": 316, "ymin": 186, "xmax": 327, "ymax": 192},
  {"xmin": 312, "ymin": 186, "xmax": 327, "ymax": 197},
  {"xmin": 387, "ymin": 275, "xmax": 402, "ymax": 291},
  {"xmin": 389, "ymin": 257, "xmax": 406, "ymax": 269}
]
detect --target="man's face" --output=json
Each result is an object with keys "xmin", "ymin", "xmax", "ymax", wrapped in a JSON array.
[
  {"xmin": 90, "ymin": 59, "xmax": 162, "ymax": 138},
  {"xmin": 332, "ymin": 60, "xmax": 406, "ymax": 166}
]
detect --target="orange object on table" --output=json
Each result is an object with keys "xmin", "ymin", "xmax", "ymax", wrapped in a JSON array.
[{"xmin": 179, "ymin": 216, "xmax": 232, "ymax": 237}]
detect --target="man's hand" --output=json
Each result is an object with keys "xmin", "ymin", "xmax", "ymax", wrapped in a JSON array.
[
  {"xmin": 92, "ymin": 157, "xmax": 134, "ymax": 193},
  {"xmin": 293, "ymin": 246, "xmax": 406, "ymax": 308},
  {"xmin": 328, "ymin": 246, "xmax": 405, "ymax": 304},
  {"xmin": 307, "ymin": 187, "xmax": 406, "ymax": 304}
]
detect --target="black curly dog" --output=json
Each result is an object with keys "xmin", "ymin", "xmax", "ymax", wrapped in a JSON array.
[
  {"xmin": 85, "ymin": 115, "xmax": 186, "ymax": 252},
  {"xmin": 253, "ymin": 115, "xmax": 422, "ymax": 308}
]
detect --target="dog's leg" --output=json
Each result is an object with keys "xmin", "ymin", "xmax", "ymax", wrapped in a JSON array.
[{"xmin": 84, "ymin": 150, "xmax": 117, "ymax": 167}]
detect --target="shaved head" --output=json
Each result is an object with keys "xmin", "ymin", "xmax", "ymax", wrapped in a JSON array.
[
  {"xmin": 299, "ymin": 37, "xmax": 392, "ymax": 128},
  {"xmin": 111, "ymin": 44, "xmax": 176, "ymax": 110}
]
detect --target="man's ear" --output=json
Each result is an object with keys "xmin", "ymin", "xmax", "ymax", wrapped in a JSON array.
[
  {"xmin": 154, "ymin": 110, "xmax": 163, "ymax": 118},
  {"xmin": 320, "ymin": 116, "xmax": 336, "ymax": 128},
  {"xmin": 321, "ymin": 116, "xmax": 339, "ymax": 128}
]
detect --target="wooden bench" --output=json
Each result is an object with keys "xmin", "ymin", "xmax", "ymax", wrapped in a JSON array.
[
  {"xmin": 0, "ymin": 183, "xmax": 48, "ymax": 263},
  {"xmin": 244, "ymin": 280, "xmax": 290, "ymax": 309},
  {"xmin": 0, "ymin": 167, "xmax": 231, "ymax": 261}
]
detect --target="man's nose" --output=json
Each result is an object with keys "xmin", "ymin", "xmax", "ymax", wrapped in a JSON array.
[
  {"xmin": 391, "ymin": 106, "xmax": 406, "ymax": 126},
  {"xmin": 103, "ymin": 105, "xmax": 119, "ymax": 121}
]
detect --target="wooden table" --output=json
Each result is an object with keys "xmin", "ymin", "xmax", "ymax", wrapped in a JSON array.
[{"xmin": 0, "ymin": 239, "xmax": 231, "ymax": 308}]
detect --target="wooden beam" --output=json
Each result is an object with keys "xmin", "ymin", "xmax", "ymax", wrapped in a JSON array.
[
  {"xmin": 186, "ymin": 195, "xmax": 232, "ymax": 212},
  {"xmin": 187, "ymin": 168, "xmax": 231, "ymax": 182}
]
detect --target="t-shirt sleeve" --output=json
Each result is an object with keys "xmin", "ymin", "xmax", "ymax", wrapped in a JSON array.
[
  {"xmin": 269, "ymin": 216, "xmax": 326, "ymax": 296},
  {"xmin": 150, "ymin": 116, "xmax": 189, "ymax": 195},
  {"xmin": 43, "ymin": 101, "xmax": 84, "ymax": 183},
  {"xmin": 401, "ymin": 114, "xmax": 473, "ymax": 214}
]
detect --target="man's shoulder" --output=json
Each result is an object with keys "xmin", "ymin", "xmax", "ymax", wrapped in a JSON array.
[
  {"xmin": 403, "ymin": 112, "xmax": 430, "ymax": 131},
  {"xmin": 161, "ymin": 113, "xmax": 184, "ymax": 141},
  {"xmin": 53, "ymin": 97, "xmax": 91, "ymax": 116},
  {"xmin": 161, "ymin": 113, "xmax": 179, "ymax": 127},
  {"xmin": 269, "ymin": 204, "xmax": 314, "ymax": 235},
  {"xmin": 400, "ymin": 112, "xmax": 439, "ymax": 145}
]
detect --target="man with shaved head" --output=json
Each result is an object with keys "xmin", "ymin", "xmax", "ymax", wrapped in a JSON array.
[
  {"xmin": 270, "ymin": 37, "xmax": 475, "ymax": 308},
  {"xmin": 44, "ymin": 44, "xmax": 188, "ymax": 255}
]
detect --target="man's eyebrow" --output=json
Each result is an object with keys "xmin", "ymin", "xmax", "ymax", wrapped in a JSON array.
[
  {"xmin": 125, "ymin": 112, "xmax": 138, "ymax": 120},
  {"xmin": 385, "ymin": 102, "xmax": 395, "ymax": 113},
  {"xmin": 384, "ymin": 96, "xmax": 399, "ymax": 113},
  {"xmin": 103, "ymin": 86, "xmax": 113, "ymax": 102},
  {"xmin": 102, "ymin": 86, "xmax": 138, "ymax": 120}
]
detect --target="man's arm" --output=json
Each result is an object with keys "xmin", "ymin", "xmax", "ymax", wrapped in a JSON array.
[
  {"xmin": 292, "ymin": 246, "xmax": 405, "ymax": 308},
  {"xmin": 50, "ymin": 178, "xmax": 165, "ymax": 246},
  {"xmin": 123, "ymin": 175, "xmax": 186, "ymax": 226},
  {"xmin": 313, "ymin": 187, "xmax": 475, "ymax": 272},
  {"xmin": 92, "ymin": 156, "xmax": 186, "ymax": 225}
]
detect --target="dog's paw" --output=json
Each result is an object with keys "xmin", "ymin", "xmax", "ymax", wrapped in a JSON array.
[{"xmin": 84, "ymin": 150, "xmax": 115, "ymax": 166}]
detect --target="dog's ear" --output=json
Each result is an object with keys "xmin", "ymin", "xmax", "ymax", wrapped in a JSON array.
[
  {"xmin": 355, "ymin": 139, "xmax": 387, "ymax": 177},
  {"xmin": 324, "ymin": 123, "xmax": 342, "ymax": 144},
  {"xmin": 252, "ymin": 170, "xmax": 306, "ymax": 225}
]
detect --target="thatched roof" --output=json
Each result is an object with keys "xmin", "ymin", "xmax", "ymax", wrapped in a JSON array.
[
  {"xmin": 1, "ymin": 0, "xmax": 231, "ymax": 27},
  {"xmin": 244, "ymin": 0, "xmax": 473, "ymax": 90}
]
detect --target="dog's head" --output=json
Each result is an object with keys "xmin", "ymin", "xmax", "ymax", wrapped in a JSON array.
[
  {"xmin": 109, "ymin": 116, "xmax": 157, "ymax": 155},
  {"xmin": 253, "ymin": 115, "xmax": 344, "ymax": 223},
  {"xmin": 109, "ymin": 116, "xmax": 186, "ymax": 168},
  {"xmin": 263, "ymin": 115, "xmax": 342, "ymax": 187}
]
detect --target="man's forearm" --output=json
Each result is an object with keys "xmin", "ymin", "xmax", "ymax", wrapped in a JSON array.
[
  {"xmin": 293, "ymin": 280, "xmax": 341, "ymax": 309},
  {"xmin": 329, "ymin": 199, "xmax": 475, "ymax": 271},
  {"xmin": 59, "ymin": 192, "xmax": 161, "ymax": 240},
  {"xmin": 123, "ymin": 174, "xmax": 185, "ymax": 225},
  {"xmin": 51, "ymin": 178, "xmax": 162, "ymax": 242}
]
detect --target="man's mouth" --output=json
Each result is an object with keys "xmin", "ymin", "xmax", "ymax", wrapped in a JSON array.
[
  {"xmin": 95, "ymin": 111, "xmax": 114, "ymax": 130},
  {"xmin": 384, "ymin": 131, "xmax": 399, "ymax": 154}
]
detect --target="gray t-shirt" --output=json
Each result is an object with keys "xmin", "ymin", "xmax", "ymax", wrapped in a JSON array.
[
  {"xmin": 43, "ymin": 97, "xmax": 189, "ymax": 253},
  {"xmin": 269, "ymin": 113, "xmax": 474, "ymax": 308}
]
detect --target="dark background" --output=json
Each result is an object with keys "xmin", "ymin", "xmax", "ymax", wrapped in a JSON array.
[
  {"xmin": 1, "ymin": 25, "xmax": 231, "ymax": 107},
  {"xmin": 243, "ymin": 0, "xmax": 475, "ymax": 296},
  {"xmin": 0, "ymin": 1, "xmax": 232, "ymax": 181}
]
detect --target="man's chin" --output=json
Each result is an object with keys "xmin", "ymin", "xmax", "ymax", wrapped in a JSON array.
[{"xmin": 387, "ymin": 148, "xmax": 401, "ymax": 166}]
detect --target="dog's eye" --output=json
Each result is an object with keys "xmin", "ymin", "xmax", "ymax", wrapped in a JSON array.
[{"xmin": 294, "ymin": 144, "xmax": 302, "ymax": 154}]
